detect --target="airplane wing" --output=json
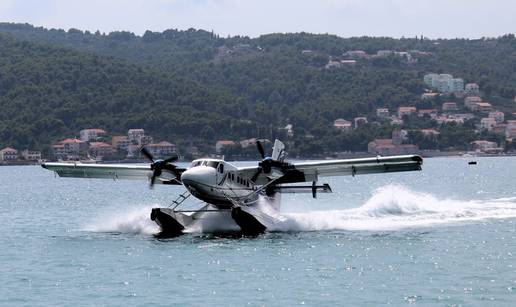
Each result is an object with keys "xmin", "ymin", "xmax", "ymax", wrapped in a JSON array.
[
  {"xmin": 41, "ymin": 162, "xmax": 183, "ymax": 184},
  {"xmin": 291, "ymin": 155, "xmax": 423, "ymax": 180},
  {"xmin": 240, "ymin": 155, "xmax": 423, "ymax": 184}
]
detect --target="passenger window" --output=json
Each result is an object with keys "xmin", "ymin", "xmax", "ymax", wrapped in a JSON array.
[{"xmin": 218, "ymin": 164, "xmax": 224, "ymax": 173}]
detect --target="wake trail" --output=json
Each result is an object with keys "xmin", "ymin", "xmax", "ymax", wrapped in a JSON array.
[
  {"xmin": 272, "ymin": 185, "xmax": 516, "ymax": 232},
  {"xmin": 84, "ymin": 185, "xmax": 516, "ymax": 235}
]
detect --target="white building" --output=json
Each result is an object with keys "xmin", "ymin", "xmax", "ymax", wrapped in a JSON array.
[
  {"xmin": 421, "ymin": 92, "xmax": 439, "ymax": 100},
  {"xmin": 480, "ymin": 118, "xmax": 497, "ymax": 131},
  {"xmin": 111, "ymin": 136, "xmax": 130, "ymax": 151},
  {"xmin": 465, "ymin": 83, "xmax": 480, "ymax": 95},
  {"xmin": 88, "ymin": 142, "xmax": 114, "ymax": 159},
  {"xmin": 333, "ymin": 119, "xmax": 352, "ymax": 131},
  {"xmin": 435, "ymin": 74, "xmax": 453, "ymax": 92},
  {"xmin": 471, "ymin": 140, "xmax": 500, "ymax": 153},
  {"xmin": 449, "ymin": 78, "xmax": 464, "ymax": 93},
  {"xmin": 139, "ymin": 135, "xmax": 153, "ymax": 146},
  {"xmin": 340, "ymin": 60, "xmax": 356, "ymax": 66},
  {"xmin": 344, "ymin": 50, "xmax": 368, "ymax": 58},
  {"xmin": 0, "ymin": 147, "xmax": 18, "ymax": 161},
  {"xmin": 442, "ymin": 102, "xmax": 458, "ymax": 112},
  {"xmin": 488, "ymin": 111, "xmax": 505, "ymax": 124},
  {"xmin": 128, "ymin": 129, "xmax": 145, "ymax": 144},
  {"xmin": 506, "ymin": 120, "xmax": 516, "ymax": 138},
  {"xmin": 424, "ymin": 73, "xmax": 439, "ymax": 87},
  {"xmin": 376, "ymin": 108, "xmax": 389, "ymax": 118},
  {"xmin": 21, "ymin": 149, "xmax": 41, "ymax": 161},
  {"xmin": 423, "ymin": 73, "xmax": 463, "ymax": 93},
  {"xmin": 390, "ymin": 117, "xmax": 404, "ymax": 126},
  {"xmin": 79, "ymin": 129, "xmax": 106, "ymax": 142},
  {"xmin": 146, "ymin": 141, "xmax": 177, "ymax": 158},
  {"xmin": 283, "ymin": 124, "xmax": 294, "ymax": 137},
  {"xmin": 472, "ymin": 102, "xmax": 493, "ymax": 113},
  {"xmin": 398, "ymin": 107, "xmax": 417, "ymax": 118},
  {"xmin": 325, "ymin": 60, "xmax": 342, "ymax": 69},
  {"xmin": 465, "ymin": 96, "xmax": 482, "ymax": 109},
  {"xmin": 377, "ymin": 50, "xmax": 394, "ymax": 57}
]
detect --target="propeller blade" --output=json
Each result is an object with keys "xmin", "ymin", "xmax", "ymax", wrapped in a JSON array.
[
  {"xmin": 256, "ymin": 140, "xmax": 265, "ymax": 159},
  {"xmin": 140, "ymin": 147, "xmax": 154, "ymax": 162},
  {"xmin": 150, "ymin": 167, "xmax": 163, "ymax": 187},
  {"xmin": 150, "ymin": 172, "xmax": 157, "ymax": 187},
  {"xmin": 250, "ymin": 167, "xmax": 262, "ymax": 182},
  {"xmin": 163, "ymin": 155, "xmax": 179, "ymax": 163}
]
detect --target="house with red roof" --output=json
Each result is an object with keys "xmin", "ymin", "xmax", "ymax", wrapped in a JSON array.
[
  {"xmin": 52, "ymin": 138, "xmax": 88, "ymax": 160},
  {"xmin": 0, "ymin": 147, "xmax": 18, "ymax": 161}
]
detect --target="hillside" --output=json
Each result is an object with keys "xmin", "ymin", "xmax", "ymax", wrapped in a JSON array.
[
  {"xmin": 0, "ymin": 33, "xmax": 244, "ymax": 152},
  {"xmin": 1, "ymin": 23, "xmax": 514, "ymax": 100},
  {"xmin": 0, "ymin": 23, "xmax": 515, "ymax": 157}
]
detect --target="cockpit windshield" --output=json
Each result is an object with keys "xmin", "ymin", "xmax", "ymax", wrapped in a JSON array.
[{"xmin": 190, "ymin": 160, "xmax": 220, "ymax": 169}]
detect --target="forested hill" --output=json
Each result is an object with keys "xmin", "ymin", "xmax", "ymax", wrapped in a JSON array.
[
  {"xmin": 0, "ymin": 23, "xmax": 515, "ymax": 155},
  {"xmin": 1, "ymin": 23, "xmax": 514, "ymax": 99},
  {"xmin": 0, "ymin": 33, "xmax": 243, "ymax": 151}
]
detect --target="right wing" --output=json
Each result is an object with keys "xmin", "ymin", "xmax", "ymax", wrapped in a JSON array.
[
  {"xmin": 42, "ymin": 162, "xmax": 159, "ymax": 181},
  {"xmin": 238, "ymin": 155, "xmax": 423, "ymax": 185},
  {"xmin": 291, "ymin": 155, "xmax": 423, "ymax": 178}
]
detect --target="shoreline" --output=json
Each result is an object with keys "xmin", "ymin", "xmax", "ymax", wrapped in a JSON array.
[{"xmin": 2, "ymin": 152, "xmax": 516, "ymax": 166}]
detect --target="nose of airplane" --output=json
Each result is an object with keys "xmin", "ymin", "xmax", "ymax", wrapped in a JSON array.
[{"xmin": 180, "ymin": 166, "xmax": 215, "ymax": 187}]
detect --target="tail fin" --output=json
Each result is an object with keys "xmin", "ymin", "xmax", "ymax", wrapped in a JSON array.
[{"xmin": 271, "ymin": 139, "xmax": 286, "ymax": 162}]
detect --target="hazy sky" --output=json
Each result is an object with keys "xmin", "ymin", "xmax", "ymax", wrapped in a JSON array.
[{"xmin": 0, "ymin": 0, "xmax": 514, "ymax": 39}]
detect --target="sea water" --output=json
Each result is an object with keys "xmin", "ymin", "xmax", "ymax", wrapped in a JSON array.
[{"xmin": 0, "ymin": 157, "xmax": 515, "ymax": 306}]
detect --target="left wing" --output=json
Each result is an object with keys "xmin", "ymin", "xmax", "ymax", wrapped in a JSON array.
[{"xmin": 41, "ymin": 162, "xmax": 182, "ymax": 184}]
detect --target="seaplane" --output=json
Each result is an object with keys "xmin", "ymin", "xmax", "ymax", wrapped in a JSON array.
[{"xmin": 41, "ymin": 139, "xmax": 423, "ymax": 236}]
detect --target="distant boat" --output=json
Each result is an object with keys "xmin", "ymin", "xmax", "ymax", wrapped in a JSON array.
[{"xmin": 468, "ymin": 161, "xmax": 477, "ymax": 165}]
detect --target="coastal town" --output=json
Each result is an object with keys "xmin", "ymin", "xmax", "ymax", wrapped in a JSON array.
[
  {"xmin": 1, "ymin": 64, "xmax": 516, "ymax": 164},
  {"xmin": 0, "ymin": 128, "xmax": 178, "ymax": 164}
]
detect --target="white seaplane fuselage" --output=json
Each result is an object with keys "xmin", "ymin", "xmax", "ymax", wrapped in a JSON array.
[{"xmin": 180, "ymin": 159, "xmax": 256, "ymax": 207}]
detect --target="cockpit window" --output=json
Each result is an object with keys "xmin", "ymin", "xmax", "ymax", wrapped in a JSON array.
[
  {"xmin": 207, "ymin": 161, "xmax": 219, "ymax": 169},
  {"xmin": 190, "ymin": 160, "xmax": 220, "ymax": 168}
]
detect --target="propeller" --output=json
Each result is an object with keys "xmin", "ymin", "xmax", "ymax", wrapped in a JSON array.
[
  {"xmin": 251, "ymin": 140, "xmax": 290, "ymax": 182},
  {"xmin": 140, "ymin": 147, "xmax": 179, "ymax": 187}
]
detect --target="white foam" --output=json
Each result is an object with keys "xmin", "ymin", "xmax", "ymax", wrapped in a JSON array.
[
  {"xmin": 84, "ymin": 206, "xmax": 160, "ymax": 235},
  {"xmin": 273, "ymin": 185, "xmax": 516, "ymax": 231}
]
